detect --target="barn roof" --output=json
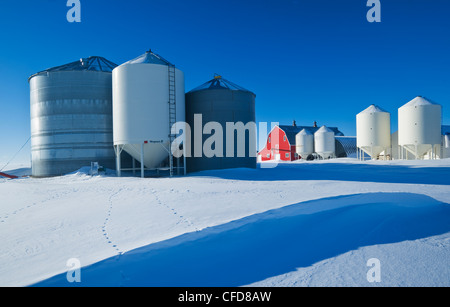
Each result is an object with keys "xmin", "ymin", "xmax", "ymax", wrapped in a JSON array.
[{"xmin": 278, "ymin": 125, "xmax": 344, "ymax": 145}]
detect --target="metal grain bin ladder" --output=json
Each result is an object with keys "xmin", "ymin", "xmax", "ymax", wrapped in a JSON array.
[{"xmin": 168, "ymin": 64, "xmax": 177, "ymax": 177}]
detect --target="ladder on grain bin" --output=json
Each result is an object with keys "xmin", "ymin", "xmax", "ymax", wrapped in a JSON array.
[{"xmin": 168, "ymin": 64, "xmax": 176, "ymax": 177}]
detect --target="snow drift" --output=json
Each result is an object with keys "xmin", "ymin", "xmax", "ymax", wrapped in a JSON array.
[
  {"xmin": 33, "ymin": 192, "xmax": 450, "ymax": 287},
  {"xmin": 1, "ymin": 159, "xmax": 449, "ymax": 287}
]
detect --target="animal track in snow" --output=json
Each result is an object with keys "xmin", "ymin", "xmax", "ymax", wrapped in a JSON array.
[
  {"xmin": 102, "ymin": 189, "xmax": 124, "ymax": 256},
  {"xmin": 151, "ymin": 189, "xmax": 197, "ymax": 230}
]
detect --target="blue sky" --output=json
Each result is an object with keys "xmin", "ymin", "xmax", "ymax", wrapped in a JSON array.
[{"xmin": 0, "ymin": 0, "xmax": 449, "ymax": 164}]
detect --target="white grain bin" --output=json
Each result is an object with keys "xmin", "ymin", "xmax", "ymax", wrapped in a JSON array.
[
  {"xmin": 113, "ymin": 50, "xmax": 185, "ymax": 176},
  {"xmin": 314, "ymin": 126, "xmax": 335, "ymax": 159},
  {"xmin": 443, "ymin": 134, "xmax": 450, "ymax": 159},
  {"xmin": 356, "ymin": 104, "xmax": 391, "ymax": 160},
  {"xmin": 398, "ymin": 96, "xmax": 441, "ymax": 159},
  {"xmin": 295, "ymin": 129, "xmax": 314, "ymax": 159}
]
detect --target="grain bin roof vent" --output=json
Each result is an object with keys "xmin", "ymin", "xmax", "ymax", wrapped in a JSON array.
[{"xmin": 188, "ymin": 75, "xmax": 255, "ymax": 95}]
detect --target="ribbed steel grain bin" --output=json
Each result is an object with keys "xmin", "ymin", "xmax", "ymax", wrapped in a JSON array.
[
  {"xmin": 29, "ymin": 56, "xmax": 117, "ymax": 177},
  {"xmin": 185, "ymin": 76, "xmax": 256, "ymax": 173}
]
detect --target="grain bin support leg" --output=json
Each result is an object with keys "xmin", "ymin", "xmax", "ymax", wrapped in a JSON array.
[
  {"xmin": 183, "ymin": 141, "xmax": 187, "ymax": 175},
  {"xmin": 115, "ymin": 145, "xmax": 122, "ymax": 177},
  {"xmin": 140, "ymin": 143, "xmax": 145, "ymax": 178}
]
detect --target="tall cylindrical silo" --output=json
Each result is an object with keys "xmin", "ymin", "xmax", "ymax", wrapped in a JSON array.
[
  {"xmin": 113, "ymin": 50, "xmax": 185, "ymax": 176},
  {"xmin": 295, "ymin": 129, "xmax": 314, "ymax": 159},
  {"xmin": 356, "ymin": 104, "xmax": 391, "ymax": 160},
  {"xmin": 29, "ymin": 56, "xmax": 118, "ymax": 177},
  {"xmin": 314, "ymin": 126, "xmax": 335, "ymax": 159},
  {"xmin": 185, "ymin": 75, "xmax": 256, "ymax": 173},
  {"xmin": 398, "ymin": 96, "xmax": 441, "ymax": 159}
]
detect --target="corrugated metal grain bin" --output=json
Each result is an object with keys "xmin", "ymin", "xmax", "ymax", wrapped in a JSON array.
[
  {"xmin": 29, "ymin": 56, "xmax": 117, "ymax": 177},
  {"xmin": 185, "ymin": 75, "xmax": 256, "ymax": 173}
]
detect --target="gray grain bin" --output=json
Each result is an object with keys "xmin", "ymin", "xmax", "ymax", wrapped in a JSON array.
[
  {"xmin": 185, "ymin": 75, "xmax": 256, "ymax": 173},
  {"xmin": 29, "ymin": 56, "xmax": 117, "ymax": 177}
]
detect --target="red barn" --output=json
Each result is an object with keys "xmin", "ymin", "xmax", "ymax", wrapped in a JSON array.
[{"xmin": 258, "ymin": 124, "xmax": 344, "ymax": 162}]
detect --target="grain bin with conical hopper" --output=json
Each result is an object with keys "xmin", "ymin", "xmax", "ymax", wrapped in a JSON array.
[
  {"xmin": 443, "ymin": 132, "xmax": 450, "ymax": 159},
  {"xmin": 356, "ymin": 104, "xmax": 391, "ymax": 160},
  {"xmin": 295, "ymin": 129, "xmax": 314, "ymax": 159},
  {"xmin": 398, "ymin": 96, "xmax": 441, "ymax": 160},
  {"xmin": 314, "ymin": 126, "xmax": 335, "ymax": 159},
  {"xmin": 185, "ymin": 75, "xmax": 256, "ymax": 173},
  {"xmin": 29, "ymin": 56, "xmax": 118, "ymax": 177},
  {"xmin": 112, "ymin": 50, "xmax": 186, "ymax": 177}
]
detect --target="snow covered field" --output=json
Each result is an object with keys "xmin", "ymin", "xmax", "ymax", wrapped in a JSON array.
[{"xmin": 0, "ymin": 158, "xmax": 449, "ymax": 287}]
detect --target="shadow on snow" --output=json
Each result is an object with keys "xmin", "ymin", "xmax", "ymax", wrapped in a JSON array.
[
  {"xmin": 32, "ymin": 192, "xmax": 450, "ymax": 287},
  {"xmin": 188, "ymin": 162, "xmax": 450, "ymax": 185}
]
